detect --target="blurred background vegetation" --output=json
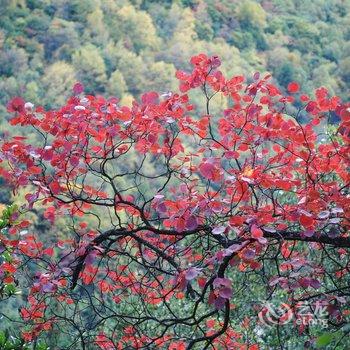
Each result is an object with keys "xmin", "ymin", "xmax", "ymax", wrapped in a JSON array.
[{"xmin": 0, "ymin": 0, "xmax": 349, "ymax": 118}]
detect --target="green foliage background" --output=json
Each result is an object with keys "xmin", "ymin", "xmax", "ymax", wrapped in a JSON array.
[{"xmin": 0, "ymin": 0, "xmax": 349, "ymax": 119}]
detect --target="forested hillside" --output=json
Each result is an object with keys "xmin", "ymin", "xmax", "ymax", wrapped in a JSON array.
[{"xmin": 1, "ymin": 0, "xmax": 350, "ymax": 119}]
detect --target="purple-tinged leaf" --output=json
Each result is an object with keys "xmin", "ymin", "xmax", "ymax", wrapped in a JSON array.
[
  {"xmin": 185, "ymin": 267, "xmax": 201, "ymax": 281},
  {"xmin": 269, "ymin": 276, "xmax": 284, "ymax": 287},
  {"xmin": 219, "ymin": 287, "xmax": 232, "ymax": 299},
  {"xmin": 214, "ymin": 296, "xmax": 226, "ymax": 310},
  {"xmin": 157, "ymin": 203, "xmax": 167, "ymax": 213},
  {"xmin": 303, "ymin": 230, "xmax": 314, "ymax": 237},
  {"xmin": 215, "ymin": 250, "xmax": 225, "ymax": 261},
  {"xmin": 328, "ymin": 228, "xmax": 338, "ymax": 238},
  {"xmin": 257, "ymin": 236, "xmax": 268, "ymax": 245},
  {"xmin": 331, "ymin": 207, "xmax": 343, "ymax": 214},
  {"xmin": 154, "ymin": 194, "xmax": 164, "ymax": 199},
  {"xmin": 299, "ymin": 278, "xmax": 311, "ymax": 288},
  {"xmin": 243, "ymin": 248, "xmax": 255, "ymax": 260},
  {"xmin": 318, "ymin": 210, "xmax": 330, "ymax": 219},
  {"xmin": 212, "ymin": 226, "xmax": 226, "ymax": 235},
  {"xmin": 85, "ymin": 252, "xmax": 97, "ymax": 265},
  {"xmin": 223, "ymin": 244, "xmax": 243, "ymax": 257},
  {"xmin": 42, "ymin": 282, "xmax": 55, "ymax": 293},
  {"xmin": 253, "ymin": 72, "xmax": 260, "ymax": 80},
  {"xmin": 227, "ymin": 243, "xmax": 243, "ymax": 253},
  {"xmin": 213, "ymin": 277, "xmax": 231, "ymax": 288},
  {"xmin": 336, "ymin": 296, "xmax": 346, "ymax": 303},
  {"xmin": 263, "ymin": 226, "xmax": 276, "ymax": 233},
  {"xmin": 73, "ymin": 82, "xmax": 84, "ymax": 95},
  {"xmin": 310, "ymin": 279, "xmax": 321, "ymax": 289},
  {"xmin": 186, "ymin": 216, "xmax": 198, "ymax": 230}
]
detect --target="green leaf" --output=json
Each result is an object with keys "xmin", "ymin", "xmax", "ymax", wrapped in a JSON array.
[
  {"xmin": 37, "ymin": 342, "xmax": 49, "ymax": 350},
  {"xmin": 3, "ymin": 251, "xmax": 13, "ymax": 262},
  {"xmin": 316, "ymin": 332, "xmax": 334, "ymax": 347},
  {"xmin": 4, "ymin": 284, "xmax": 16, "ymax": 295},
  {"xmin": 4, "ymin": 340, "xmax": 14, "ymax": 350},
  {"xmin": 0, "ymin": 331, "xmax": 7, "ymax": 346}
]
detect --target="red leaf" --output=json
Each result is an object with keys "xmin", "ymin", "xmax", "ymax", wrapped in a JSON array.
[
  {"xmin": 73, "ymin": 82, "xmax": 84, "ymax": 95},
  {"xmin": 229, "ymin": 216, "xmax": 245, "ymax": 226},
  {"xmin": 175, "ymin": 70, "xmax": 188, "ymax": 80},
  {"xmin": 287, "ymin": 82, "xmax": 300, "ymax": 93},
  {"xmin": 198, "ymin": 277, "xmax": 207, "ymax": 289},
  {"xmin": 190, "ymin": 54, "xmax": 207, "ymax": 65},
  {"xmin": 299, "ymin": 214, "xmax": 314, "ymax": 228},
  {"xmin": 228, "ymin": 75, "xmax": 245, "ymax": 86},
  {"xmin": 2, "ymin": 262, "xmax": 16, "ymax": 273},
  {"xmin": 199, "ymin": 161, "xmax": 216, "ymax": 180},
  {"xmin": 7, "ymin": 97, "xmax": 25, "ymax": 113},
  {"xmin": 300, "ymin": 94, "xmax": 309, "ymax": 102},
  {"xmin": 225, "ymin": 150, "xmax": 239, "ymax": 159},
  {"xmin": 70, "ymin": 156, "xmax": 80, "ymax": 167},
  {"xmin": 208, "ymin": 291, "xmax": 216, "ymax": 305},
  {"xmin": 50, "ymin": 181, "xmax": 61, "ymax": 195},
  {"xmin": 28, "ymin": 166, "xmax": 42, "ymax": 175},
  {"xmin": 43, "ymin": 247, "xmax": 54, "ymax": 256},
  {"xmin": 179, "ymin": 82, "xmax": 190, "ymax": 92},
  {"xmin": 251, "ymin": 224, "xmax": 263, "ymax": 239},
  {"xmin": 141, "ymin": 91, "xmax": 158, "ymax": 105}
]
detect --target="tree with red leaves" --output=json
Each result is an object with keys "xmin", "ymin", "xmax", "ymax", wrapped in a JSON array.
[{"xmin": 0, "ymin": 54, "xmax": 349, "ymax": 349}]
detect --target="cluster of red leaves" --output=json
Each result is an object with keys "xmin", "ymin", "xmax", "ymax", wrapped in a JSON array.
[{"xmin": 0, "ymin": 53, "xmax": 349, "ymax": 348}]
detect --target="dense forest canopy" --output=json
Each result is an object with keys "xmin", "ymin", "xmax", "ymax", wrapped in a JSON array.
[{"xmin": 0, "ymin": 0, "xmax": 350, "ymax": 120}]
